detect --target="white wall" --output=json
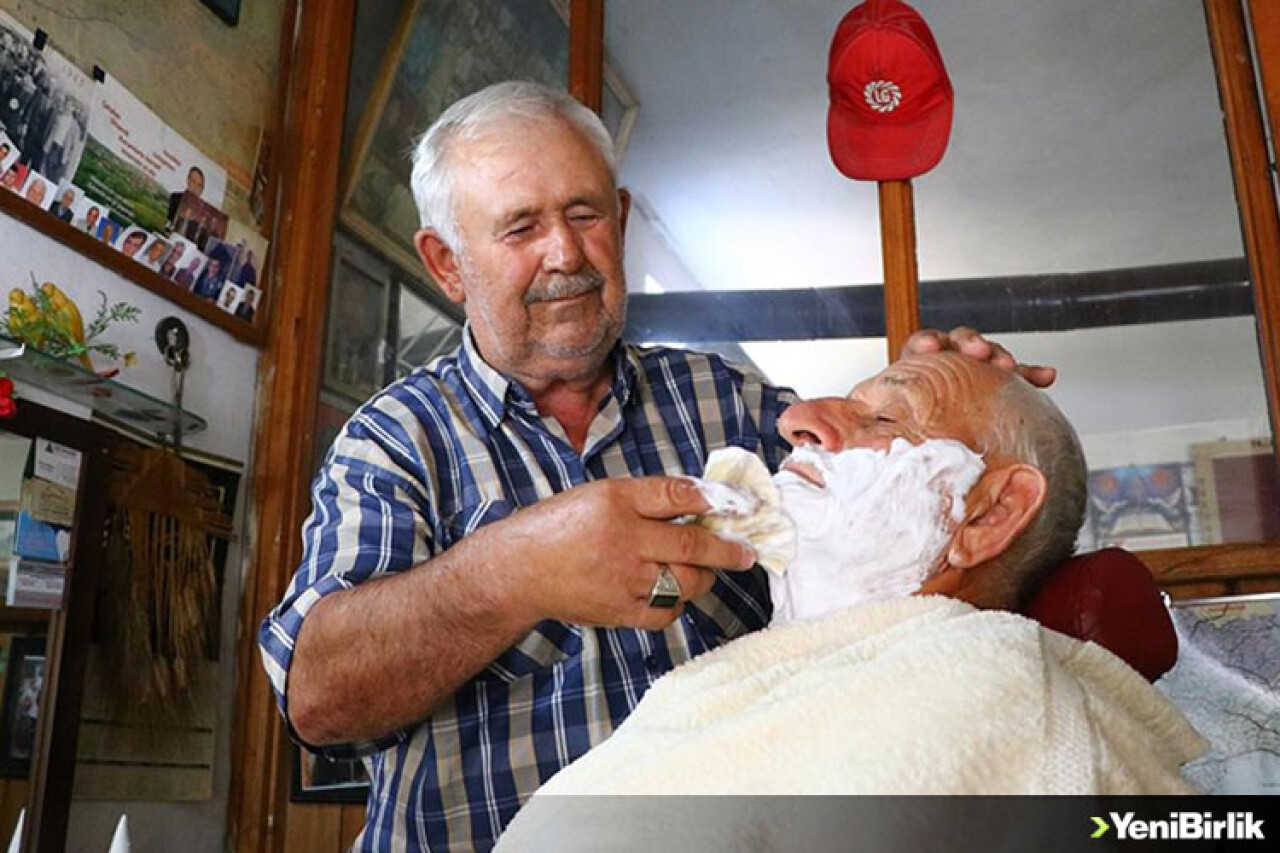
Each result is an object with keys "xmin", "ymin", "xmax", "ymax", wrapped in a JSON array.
[{"xmin": 0, "ymin": 213, "xmax": 259, "ymax": 853}]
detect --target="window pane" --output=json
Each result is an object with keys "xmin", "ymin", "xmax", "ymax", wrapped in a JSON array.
[
  {"xmin": 914, "ymin": 1, "xmax": 1275, "ymax": 551},
  {"xmin": 397, "ymin": 286, "xmax": 461, "ymax": 379}
]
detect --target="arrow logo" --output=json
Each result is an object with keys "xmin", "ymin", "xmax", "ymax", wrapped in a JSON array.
[{"xmin": 1091, "ymin": 816, "xmax": 1110, "ymax": 838}]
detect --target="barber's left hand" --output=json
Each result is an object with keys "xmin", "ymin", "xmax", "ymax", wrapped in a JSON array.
[{"xmin": 901, "ymin": 326, "xmax": 1057, "ymax": 388}]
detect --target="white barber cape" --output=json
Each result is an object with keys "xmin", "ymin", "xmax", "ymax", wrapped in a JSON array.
[{"xmin": 497, "ymin": 596, "xmax": 1206, "ymax": 850}]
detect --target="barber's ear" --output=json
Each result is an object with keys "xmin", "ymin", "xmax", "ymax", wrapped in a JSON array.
[
  {"xmin": 946, "ymin": 464, "xmax": 1048, "ymax": 570},
  {"xmin": 415, "ymin": 229, "xmax": 466, "ymax": 303}
]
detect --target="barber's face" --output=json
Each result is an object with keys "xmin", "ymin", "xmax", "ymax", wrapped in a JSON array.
[{"xmin": 419, "ymin": 118, "xmax": 628, "ymax": 385}]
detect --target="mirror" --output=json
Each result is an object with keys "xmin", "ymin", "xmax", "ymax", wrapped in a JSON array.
[{"xmin": 608, "ymin": 0, "xmax": 1275, "ymax": 551}]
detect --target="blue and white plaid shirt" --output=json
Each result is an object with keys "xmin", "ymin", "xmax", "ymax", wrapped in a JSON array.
[{"xmin": 260, "ymin": 331, "xmax": 794, "ymax": 851}]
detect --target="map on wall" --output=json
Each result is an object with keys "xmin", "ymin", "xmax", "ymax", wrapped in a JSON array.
[{"xmin": 1156, "ymin": 594, "xmax": 1280, "ymax": 794}]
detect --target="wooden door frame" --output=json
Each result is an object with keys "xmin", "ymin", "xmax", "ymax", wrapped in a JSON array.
[{"xmin": 226, "ymin": 0, "xmax": 356, "ymax": 850}]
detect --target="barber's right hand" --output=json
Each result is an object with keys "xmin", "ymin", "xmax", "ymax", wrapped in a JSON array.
[{"xmin": 490, "ymin": 477, "xmax": 757, "ymax": 632}]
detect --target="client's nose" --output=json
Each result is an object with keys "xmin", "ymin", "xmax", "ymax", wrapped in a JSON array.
[{"xmin": 778, "ymin": 398, "xmax": 853, "ymax": 450}]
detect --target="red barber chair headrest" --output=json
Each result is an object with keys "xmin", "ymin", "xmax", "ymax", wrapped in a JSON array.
[{"xmin": 1022, "ymin": 547, "xmax": 1177, "ymax": 682}]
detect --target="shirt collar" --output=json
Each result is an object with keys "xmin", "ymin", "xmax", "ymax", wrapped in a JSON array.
[{"xmin": 457, "ymin": 324, "xmax": 638, "ymax": 428}]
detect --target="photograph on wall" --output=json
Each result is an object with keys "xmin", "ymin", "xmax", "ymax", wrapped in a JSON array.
[
  {"xmin": 94, "ymin": 214, "xmax": 123, "ymax": 247},
  {"xmin": 17, "ymin": 169, "xmax": 54, "ymax": 210},
  {"xmin": 1191, "ymin": 438, "xmax": 1280, "ymax": 546},
  {"xmin": 139, "ymin": 233, "xmax": 173, "ymax": 271},
  {"xmin": 216, "ymin": 282, "xmax": 243, "ymax": 314},
  {"xmin": 47, "ymin": 180, "xmax": 79, "ymax": 222},
  {"xmin": 0, "ymin": 11, "xmax": 93, "ymax": 187},
  {"xmin": 0, "ymin": 158, "xmax": 26, "ymax": 193},
  {"xmin": 1083, "ymin": 462, "xmax": 1193, "ymax": 551},
  {"xmin": 0, "ymin": 130, "xmax": 17, "ymax": 173},
  {"xmin": 1156, "ymin": 594, "xmax": 1280, "ymax": 794},
  {"xmin": 69, "ymin": 193, "xmax": 106, "ymax": 234},
  {"xmin": 323, "ymin": 247, "xmax": 389, "ymax": 403},
  {"xmin": 170, "ymin": 189, "xmax": 229, "ymax": 252},
  {"xmin": 219, "ymin": 218, "xmax": 268, "ymax": 291},
  {"xmin": 113, "ymin": 225, "xmax": 151, "ymax": 261},
  {"xmin": 236, "ymin": 285, "xmax": 262, "ymax": 322},
  {"xmin": 161, "ymin": 234, "xmax": 205, "ymax": 285},
  {"xmin": 72, "ymin": 72, "xmax": 227, "ymax": 234},
  {"xmin": 0, "ymin": 634, "xmax": 45, "ymax": 777}
]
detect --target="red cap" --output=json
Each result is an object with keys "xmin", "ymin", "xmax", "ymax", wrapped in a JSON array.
[{"xmin": 827, "ymin": 0, "xmax": 954, "ymax": 181}]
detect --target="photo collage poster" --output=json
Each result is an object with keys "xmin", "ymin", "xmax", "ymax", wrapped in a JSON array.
[{"xmin": 0, "ymin": 8, "xmax": 268, "ymax": 325}]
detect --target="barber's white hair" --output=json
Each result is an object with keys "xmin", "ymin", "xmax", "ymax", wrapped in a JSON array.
[
  {"xmin": 984, "ymin": 378, "xmax": 1088, "ymax": 608},
  {"xmin": 409, "ymin": 81, "xmax": 617, "ymax": 250}
]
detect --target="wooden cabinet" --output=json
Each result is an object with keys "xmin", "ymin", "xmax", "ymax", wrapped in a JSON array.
[{"xmin": 0, "ymin": 400, "xmax": 114, "ymax": 852}]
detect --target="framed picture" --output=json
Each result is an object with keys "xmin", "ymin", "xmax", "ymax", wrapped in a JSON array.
[
  {"xmin": 312, "ymin": 393, "xmax": 358, "ymax": 477},
  {"xmin": 1082, "ymin": 463, "xmax": 1194, "ymax": 552},
  {"xmin": 199, "ymin": 0, "xmax": 241, "ymax": 26},
  {"xmin": 1191, "ymin": 438, "xmax": 1279, "ymax": 545},
  {"xmin": 340, "ymin": 0, "xmax": 637, "ymax": 281},
  {"xmin": 291, "ymin": 744, "xmax": 370, "ymax": 804},
  {"xmin": 0, "ymin": 634, "xmax": 46, "ymax": 777},
  {"xmin": 322, "ymin": 239, "xmax": 392, "ymax": 404}
]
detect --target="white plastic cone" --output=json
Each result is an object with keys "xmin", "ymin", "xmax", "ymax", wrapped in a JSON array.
[
  {"xmin": 6, "ymin": 809, "xmax": 22, "ymax": 853},
  {"xmin": 107, "ymin": 814, "xmax": 130, "ymax": 853}
]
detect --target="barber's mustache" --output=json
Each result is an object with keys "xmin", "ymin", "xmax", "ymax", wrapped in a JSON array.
[{"xmin": 524, "ymin": 267, "xmax": 606, "ymax": 305}]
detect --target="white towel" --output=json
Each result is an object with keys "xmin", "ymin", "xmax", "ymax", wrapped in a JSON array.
[{"xmin": 498, "ymin": 596, "xmax": 1206, "ymax": 849}]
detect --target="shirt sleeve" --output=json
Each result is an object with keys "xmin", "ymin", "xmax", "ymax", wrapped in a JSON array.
[{"xmin": 258, "ymin": 403, "xmax": 436, "ymax": 759}]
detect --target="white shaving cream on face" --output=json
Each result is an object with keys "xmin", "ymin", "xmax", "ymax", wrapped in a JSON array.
[{"xmin": 768, "ymin": 438, "xmax": 985, "ymax": 625}]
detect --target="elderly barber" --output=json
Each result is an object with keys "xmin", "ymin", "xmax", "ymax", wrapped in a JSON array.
[{"xmin": 259, "ymin": 81, "xmax": 1052, "ymax": 852}]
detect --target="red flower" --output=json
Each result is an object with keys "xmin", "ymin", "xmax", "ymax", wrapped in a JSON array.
[{"xmin": 0, "ymin": 376, "xmax": 14, "ymax": 418}]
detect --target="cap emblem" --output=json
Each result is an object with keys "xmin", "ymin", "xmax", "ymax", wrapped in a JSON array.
[{"xmin": 863, "ymin": 80, "xmax": 902, "ymax": 113}]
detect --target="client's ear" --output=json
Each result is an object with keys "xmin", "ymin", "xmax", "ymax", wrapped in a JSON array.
[{"xmin": 946, "ymin": 463, "xmax": 1048, "ymax": 570}]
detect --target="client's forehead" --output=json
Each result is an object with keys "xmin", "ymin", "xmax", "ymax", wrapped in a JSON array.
[{"xmin": 850, "ymin": 353, "xmax": 1008, "ymax": 443}]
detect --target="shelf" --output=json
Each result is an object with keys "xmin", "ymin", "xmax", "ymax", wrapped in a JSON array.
[
  {"xmin": 1, "ymin": 336, "xmax": 206, "ymax": 438},
  {"xmin": 0, "ymin": 188, "xmax": 266, "ymax": 347}
]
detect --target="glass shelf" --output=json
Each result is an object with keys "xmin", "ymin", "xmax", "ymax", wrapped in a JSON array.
[{"xmin": 0, "ymin": 336, "xmax": 206, "ymax": 437}]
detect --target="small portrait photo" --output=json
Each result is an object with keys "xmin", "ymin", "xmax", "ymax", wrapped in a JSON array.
[
  {"xmin": 139, "ymin": 234, "xmax": 172, "ymax": 272},
  {"xmin": 236, "ymin": 284, "xmax": 261, "ymax": 322},
  {"xmin": 18, "ymin": 170, "xmax": 55, "ymax": 210},
  {"xmin": 218, "ymin": 282, "xmax": 243, "ymax": 314},
  {"xmin": 47, "ymin": 181, "xmax": 79, "ymax": 223},
  {"xmin": 221, "ymin": 219, "xmax": 270, "ymax": 289},
  {"xmin": 192, "ymin": 251, "xmax": 229, "ymax": 302},
  {"xmin": 114, "ymin": 226, "xmax": 150, "ymax": 261},
  {"xmin": 0, "ymin": 159, "xmax": 28, "ymax": 194},
  {"xmin": 160, "ymin": 234, "xmax": 199, "ymax": 282},
  {"xmin": 172, "ymin": 248, "xmax": 209, "ymax": 291},
  {"xmin": 0, "ymin": 131, "xmax": 18, "ymax": 174},
  {"xmin": 95, "ymin": 216, "xmax": 124, "ymax": 246},
  {"xmin": 70, "ymin": 196, "xmax": 106, "ymax": 235}
]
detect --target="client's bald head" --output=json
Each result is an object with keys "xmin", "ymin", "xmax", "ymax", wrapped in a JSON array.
[{"xmin": 778, "ymin": 351, "xmax": 1087, "ymax": 610}]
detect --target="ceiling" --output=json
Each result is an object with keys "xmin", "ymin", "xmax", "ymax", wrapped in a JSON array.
[{"xmin": 603, "ymin": 0, "xmax": 1253, "ymax": 402}]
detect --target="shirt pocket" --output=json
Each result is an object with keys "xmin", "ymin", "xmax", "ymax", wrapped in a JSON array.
[{"xmin": 480, "ymin": 620, "xmax": 583, "ymax": 684}]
